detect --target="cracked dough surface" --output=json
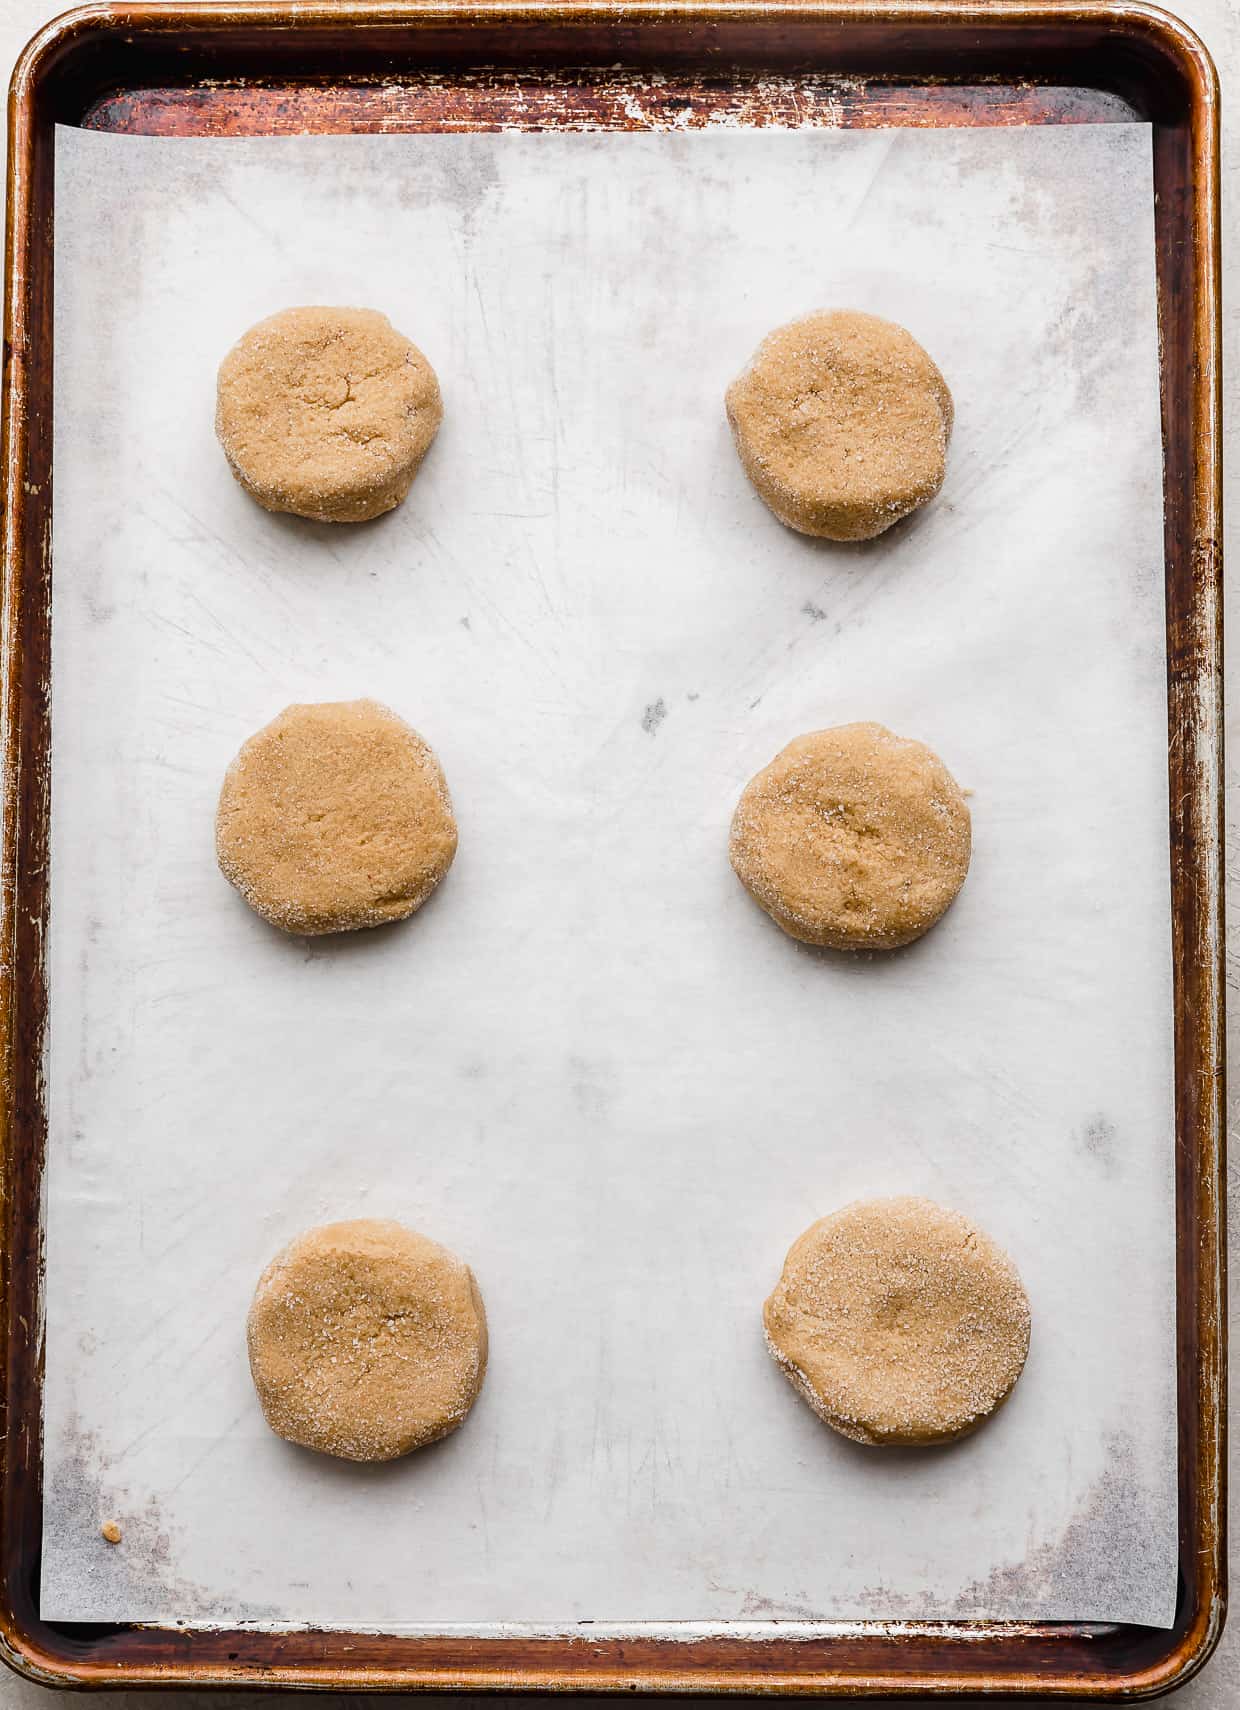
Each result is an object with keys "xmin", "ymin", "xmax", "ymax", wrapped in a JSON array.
[
  {"xmin": 729, "ymin": 721, "xmax": 970, "ymax": 950},
  {"xmin": 764, "ymin": 1197, "xmax": 1031, "ymax": 1446},
  {"xmin": 216, "ymin": 306, "xmax": 442, "ymax": 522},
  {"xmin": 247, "ymin": 1219, "xmax": 488, "ymax": 1463},
  {"xmin": 726, "ymin": 309, "xmax": 952, "ymax": 540},
  {"xmin": 216, "ymin": 698, "xmax": 457, "ymax": 935}
]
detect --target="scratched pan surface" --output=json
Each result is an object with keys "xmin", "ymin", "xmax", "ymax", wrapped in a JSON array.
[{"xmin": 0, "ymin": 1, "xmax": 1223, "ymax": 1696}]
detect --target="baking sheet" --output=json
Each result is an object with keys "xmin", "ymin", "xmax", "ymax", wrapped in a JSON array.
[{"xmin": 42, "ymin": 121, "xmax": 1176, "ymax": 1629}]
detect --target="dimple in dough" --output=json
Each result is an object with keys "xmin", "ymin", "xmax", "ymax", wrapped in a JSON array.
[
  {"xmin": 216, "ymin": 698, "xmax": 457, "ymax": 936},
  {"xmin": 726, "ymin": 309, "xmax": 952, "ymax": 541},
  {"xmin": 216, "ymin": 306, "xmax": 443, "ymax": 522},
  {"xmin": 729, "ymin": 721, "xmax": 970, "ymax": 950},
  {"xmin": 764, "ymin": 1196, "xmax": 1031, "ymax": 1446},
  {"xmin": 247, "ymin": 1219, "xmax": 488, "ymax": 1463}
]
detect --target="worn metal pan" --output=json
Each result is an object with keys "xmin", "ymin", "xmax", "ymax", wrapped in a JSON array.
[{"xmin": 0, "ymin": 1, "xmax": 1223, "ymax": 1693}]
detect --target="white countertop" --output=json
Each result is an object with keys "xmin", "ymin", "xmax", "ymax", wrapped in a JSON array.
[{"xmin": 0, "ymin": 0, "xmax": 1234, "ymax": 1702}]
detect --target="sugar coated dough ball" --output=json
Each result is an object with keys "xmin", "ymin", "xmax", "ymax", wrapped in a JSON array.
[
  {"xmin": 216, "ymin": 306, "xmax": 442, "ymax": 522},
  {"xmin": 764, "ymin": 1197, "xmax": 1030, "ymax": 1446},
  {"xmin": 725, "ymin": 310, "xmax": 952, "ymax": 540},
  {"xmin": 216, "ymin": 699, "xmax": 457, "ymax": 935},
  {"xmin": 729, "ymin": 722, "xmax": 970, "ymax": 950},
  {"xmin": 248, "ymin": 1219, "xmax": 488, "ymax": 1462}
]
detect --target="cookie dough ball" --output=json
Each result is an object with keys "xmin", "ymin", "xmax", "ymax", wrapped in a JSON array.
[
  {"xmin": 730, "ymin": 722, "xmax": 970, "ymax": 950},
  {"xmin": 216, "ymin": 699, "xmax": 457, "ymax": 935},
  {"xmin": 248, "ymin": 1219, "xmax": 488, "ymax": 1462},
  {"xmin": 764, "ymin": 1197, "xmax": 1030, "ymax": 1446},
  {"xmin": 216, "ymin": 307, "xmax": 442, "ymax": 522},
  {"xmin": 725, "ymin": 310, "xmax": 952, "ymax": 540}
]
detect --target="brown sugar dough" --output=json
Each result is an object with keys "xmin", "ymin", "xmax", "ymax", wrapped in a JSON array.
[
  {"xmin": 216, "ymin": 699, "xmax": 457, "ymax": 935},
  {"xmin": 764, "ymin": 1197, "xmax": 1030, "ymax": 1446},
  {"xmin": 725, "ymin": 310, "xmax": 952, "ymax": 540},
  {"xmin": 247, "ymin": 1219, "xmax": 488, "ymax": 1462},
  {"xmin": 729, "ymin": 722, "xmax": 970, "ymax": 950},
  {"xmin": 216, "ymin": 307, "xmax": 442, "ymax": 522}
]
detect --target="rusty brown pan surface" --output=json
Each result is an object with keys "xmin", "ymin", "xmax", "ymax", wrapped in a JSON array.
[{"xmin": 0, "ymin": 1, "xmax": 1223, "ymax": 1694}]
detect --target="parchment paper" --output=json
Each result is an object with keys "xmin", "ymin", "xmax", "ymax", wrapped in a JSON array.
[{"xmin": 43, "ymin": 121, "xmax": 1175, "ymax": 1629}]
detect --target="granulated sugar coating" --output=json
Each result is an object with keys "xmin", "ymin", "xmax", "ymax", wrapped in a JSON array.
[
  {"xmin": 729, "ymin": 721, "xmax": 970, "ymax": 950},
  {"xmin": 216, "ymin": 699, "xmax": 457, "ymax": 936},
  {"xmin": 764, "ymin": 1197, "xmax": 1030, "ymax": 1447},
  {"xmin": 216, "ymin": 306, "xmax": 442, "ymax": 522},
  {"xmin": 725, "ymin": 309, "xmax": 952, "ymax": 540},
  {"xmin": 247, "ymin": 1219, "xmax": 488, "ymax": 1463}
]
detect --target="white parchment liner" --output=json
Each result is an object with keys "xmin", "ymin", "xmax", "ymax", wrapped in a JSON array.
[{"xmin": 42, "ymin": 122, "xmax": 1175, "ymax": 1628}]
